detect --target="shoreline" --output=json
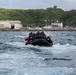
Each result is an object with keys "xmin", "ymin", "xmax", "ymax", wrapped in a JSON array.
[{"xmin": 0, "ymin": 29, "xmax": 76, "ymax": 31}]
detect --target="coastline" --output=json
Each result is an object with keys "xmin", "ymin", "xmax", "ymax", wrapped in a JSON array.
[{"xmin": 0, "ymin": 29, "xmax": 76, "ymax": 31}]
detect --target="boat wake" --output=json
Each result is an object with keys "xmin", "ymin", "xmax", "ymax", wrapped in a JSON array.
[{"xmin": 5, "ymin": 42, "xmax": 76, "ymax": 54}]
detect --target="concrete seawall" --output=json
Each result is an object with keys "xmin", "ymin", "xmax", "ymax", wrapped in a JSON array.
[{"xmin": 0, "ymin": 29, "xmax": 76, "ymax": 31}]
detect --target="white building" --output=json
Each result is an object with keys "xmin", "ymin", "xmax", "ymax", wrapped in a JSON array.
[
  {"xmin": 43, "ymin": 26, "xmax": 51, "ymax": 29},
  {"xmin": 0, "ymin": 20, "xmax": 22, "ymax": 30},
  {"xmin": 51, "ymin": 22, "xmax": 63, "ymax": 29}
]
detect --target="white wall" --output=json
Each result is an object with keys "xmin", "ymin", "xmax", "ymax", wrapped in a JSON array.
[
  {"xmin": 0, "ymin": 20, "xmax": 22, "ymax": 29},
  {"xmin": 14, "ymin": 24, "xmax": 22, "ymax": 29}
]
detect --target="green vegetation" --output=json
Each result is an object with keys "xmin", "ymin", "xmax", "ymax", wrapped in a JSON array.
[{"xmin": 0, "ymin": 6, "xmax": 76, "ymax": 27}]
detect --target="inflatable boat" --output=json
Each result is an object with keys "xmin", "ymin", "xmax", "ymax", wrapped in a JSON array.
[
  {"xmin": 31, "ymin": 38, "xmax": 53, "ymax": 46},
  {"xmin": 25, "ymin": 31, "xmax": 53, "ymax": 47}
]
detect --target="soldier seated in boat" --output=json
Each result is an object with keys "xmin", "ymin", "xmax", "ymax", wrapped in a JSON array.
[
  {"xmin": 33, "ymin": 31, "xmax": 46, "ymax": 39},
  {"xmin": 25, "ymin": 32, "xmax": 35, "ymax": 40},
  {"xmin": 40, "ymin": 31, "xmax": 47, "ymax": 39},
  {"xmin": 25, "ymin": 32, "xmax": 35, "ymax": 44},
  {"xmin": 40, "ymin": 31, "xmax": 46, "ymax": 36},
  {"xmin": 46, "ymin": 36, "xmax": 53, "ymax": 45}
]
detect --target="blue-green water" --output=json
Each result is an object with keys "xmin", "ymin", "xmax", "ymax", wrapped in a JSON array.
[{"xmin": 0, "ymin": 31, "xmax": 76, "ymax": 75}]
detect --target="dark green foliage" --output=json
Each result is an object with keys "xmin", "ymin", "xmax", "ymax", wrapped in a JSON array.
[
  {"xmin": 61, "ymin": 10, "xmax": 76, "ymax": 26},
  {"xmin": 0, "ymin": 7, "xmax": 76, "ymax": 27}
]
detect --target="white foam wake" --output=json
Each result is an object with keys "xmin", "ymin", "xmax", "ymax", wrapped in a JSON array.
[{"xmin": 6, "ymin": 42, "xmax": 76, "ymax": 54}]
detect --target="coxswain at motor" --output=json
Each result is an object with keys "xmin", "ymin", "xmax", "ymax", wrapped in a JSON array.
[{"xmin": 25, "ymin": 31, "xmax": 53, "ymax": 46}]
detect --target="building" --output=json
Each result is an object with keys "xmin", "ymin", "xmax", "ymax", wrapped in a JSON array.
[
  {"xmin": 43, "ymin": 26, "xmax": 51, "ymax": 29},
  {"xmin": 26, "ymin": 27, "xmax": 42, "ymax": 30},
  {"xmin": 51, "ymin": 22, "xmax": 63, "ymax": 29},
  {"xmin": 0, "ymin": 20, "xmax": 22, "ymax": 30}
]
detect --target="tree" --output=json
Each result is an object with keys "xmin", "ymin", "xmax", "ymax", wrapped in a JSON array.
[{"xmin": 53, "ymin": 5, "xmax": 57, "ymax": 9}]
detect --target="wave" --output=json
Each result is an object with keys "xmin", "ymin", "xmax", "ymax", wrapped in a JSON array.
[
  {"xmin": 23, "ymin": 67, "xmax": 75, "ymax": 75},
  {"xmin": 51, "ymin": 43, "xmax": 76, "ymax": 54},
  {"xmin": 14, "ymin": 35, "xmax": 25, "ymax": 38},
  {"xmin": 0, "ymin": 67, "xmax": 75, "ymax": 75},
  {"xmin": 6, "ymin": 42, "xmax": 25, "ymax": 47},
  {"xmin": 5, "ymin": 42, "xmax": 76, "ymax": 54}
]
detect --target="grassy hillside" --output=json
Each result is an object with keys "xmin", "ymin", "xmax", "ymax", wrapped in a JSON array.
[{"xmin": 0, "ymin": 7, "xmax": 76, "ymax": 27}]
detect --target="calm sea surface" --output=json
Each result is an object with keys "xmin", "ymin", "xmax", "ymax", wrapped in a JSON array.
[{"xmin": 0, "ymin": 31, "xmax": 76, "ymax": 75}]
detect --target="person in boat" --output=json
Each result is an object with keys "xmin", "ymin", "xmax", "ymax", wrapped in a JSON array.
[
  {"xmin": 25, "ymin": 31, "xmax": 53, "ymax": 46},
  {"xmin": 33, "ymin": 31, "xmax": 46, "ymax": 39},
  {"xmin": 25, "ymin": 36, "xmax": 33, "ymax": 45},
  {"xmin": 25, "ymin": 32, "xmax": 35, "ymax": 45},
  {"xmin": 26, "ymin": 31, "xmax": 46, "ymax": 42},
  {"xmin": 40, "ymin": 31, "xmax": 46, "ymax": 39},
  {"xmin": 36, "ymin": 31, "xmax": 46, "ymax": 36},
  {"xmin": 36, "ymin": 31, "xmax": 40, "ymax": 35},
  {"xmin": 40, "ymin": 31, "xmax": 46, "ymax": 36},
  {"xmin": 35, "ymin": 31, "xmax": 53, "ymax": 45},
  {"xmin": 25, "ymin": 32, "xmax": 35, "ymax": 40},
  {"xmin": 46, "ymin": 36, "xmax": 53, "ymax": 45}
]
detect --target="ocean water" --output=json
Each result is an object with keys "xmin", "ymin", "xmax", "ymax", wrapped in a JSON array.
[{"xmin": 0, "ymin": 31, "xmax": 76, "ymax": 75}]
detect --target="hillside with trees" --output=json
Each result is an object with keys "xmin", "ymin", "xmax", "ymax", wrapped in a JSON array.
[{"xmin": 0, "ymin": 6, "xmax": 76, "ymax": 27}]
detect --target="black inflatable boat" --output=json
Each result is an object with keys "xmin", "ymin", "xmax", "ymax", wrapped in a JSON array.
[
  {"xmin": 25, "ymin": 31, "xmax": 53, "ymax": 47},
  {"xmin": 31, "ymin": 38, "xmax": 53, "ymax": 46}
]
